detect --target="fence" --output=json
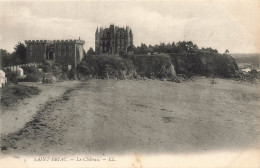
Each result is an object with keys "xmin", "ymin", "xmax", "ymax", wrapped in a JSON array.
[{"xmin": 3, "ymin": 62, "xmax": 42, "ymax": 71}]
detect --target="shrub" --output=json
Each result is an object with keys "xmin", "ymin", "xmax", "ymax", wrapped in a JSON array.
[
  {"xmin": 21, "ymin": 66, "xmax": 38, "ymax": 74},
  {"xmin": 5, "ymin": 69, "xmax": 18, "ymax": 84},
  {"xmin": 59, "ymin": 73, "xmax": 69, "ymax": 81},
  {"xmin": 68, "ymin": 69, "xmax": 78, "ymax": 80},
  {"xmin": 20, "ymin": 74, "xmax": 40, "ymax": 82},
  {"xmin": 53, "ymin": 64, "xmax": 63, "ymax": 77},
  {"xmin": 44, "ymin": 76, "xmax": 57, "ymax": 84},
  {"xmin": 42, "ymin": 60, "xmax": 54, "ymax": 73},
  {"xmin": 77, "ymin": 62, "xmax": 91, "ymax": 75}
]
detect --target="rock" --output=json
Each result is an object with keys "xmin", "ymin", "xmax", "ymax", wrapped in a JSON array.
[
  {"xmin": 59, "ymin": 73, "xmax": 69, "ymax": 81},
  {"xmin": 1, "ymin": 146, "xmax": 7, "ymax": 150},
  {"xmin": 169, "ymin": 53, "xmax": 238, "ymax": 78},
  {"xmin": 43, "ymin": 73, "xmax": 57, "ymax": 84}
]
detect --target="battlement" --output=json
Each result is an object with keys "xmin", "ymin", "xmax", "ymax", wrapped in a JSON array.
[
  {"xmin": 25, "ymin": 40, "xmax": 52, "ymax": 44},
  {"xmin": 25, "ymin": 39, "xmax": 85, "ymax": 44}
]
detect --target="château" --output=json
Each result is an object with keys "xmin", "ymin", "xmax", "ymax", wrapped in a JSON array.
[{"xmin": 95, "ymin": 24, "xmax": 133, "ymax": 54}]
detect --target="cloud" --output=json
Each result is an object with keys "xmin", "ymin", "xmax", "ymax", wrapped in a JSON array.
[{"xmin": 0, "ymin": 1, "xmax": 259, "ymax": 53}]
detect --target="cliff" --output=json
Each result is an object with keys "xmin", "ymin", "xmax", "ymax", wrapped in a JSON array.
[
  {"xmin": 77, "ymin": 54, "xmax": 178, "ymax": 81},
  {"xmin": 77, "ymin": 52, "xmax": 238, "ymax": 81},
  {"xmin": 168, "ymin": 52, "xmax": 238, "ymax": 77}
]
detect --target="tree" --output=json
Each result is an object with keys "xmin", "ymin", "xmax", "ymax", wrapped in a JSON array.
[
  {"xmin": 87, "ymin": 47, "xmax": 95, "ymax": 55},
  {"xmin": 176, "ymin": 41, "xmax": 198, "ymax": 53},
  {"xmin": 127, "ymin": 45, "xmax": 135, "ymax": 53},
  {"xmin": 134, "ymin": 43, "xmax": 148, "ymax": 54},
  {"xmin": 171, "ymin": 42, "xmax": 177, "ymax": 53},
  {"xmin": 224, "ymin": 49, "xmax": 229, "ymax": 54},
  {"xmin": 0, "ymin": 49, "xmax": 13, "ymax": 67},
  {"xmin": 158, "ymin": 43, "xmax": 167, "ymax": 53},
  {"xmin": 201, "ymin": 47, "xmax": 218, "ymax": 53},
  {"xmin": 148, "ymin": 45, "xmax": 154, "ymax": 54},
  {"xmin": 14, "ymin": 42, "xmax": 26, "ymax": 64},
  {"xmin": 166, "ymin": 43, "xmax": 173, "ymax": 53}
]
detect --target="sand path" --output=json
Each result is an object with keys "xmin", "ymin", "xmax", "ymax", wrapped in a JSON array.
[{"xmin": 0, "ymin": 81, "xmax": 80, "ymax": 136}]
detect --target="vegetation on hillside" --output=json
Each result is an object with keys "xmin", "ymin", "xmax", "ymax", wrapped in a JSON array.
[
  {"xmin": 83, "ymin": 41, "xmax": 238, "ymax": 80},
  {"xmin": 85, "ymin": 41, "xmax": 221, "ymax": 56},
  {"xmin": 77, "ymin": 54, "xmax": 134, "ymax": 79},
  {"xmin": 127, "ymin": 41, "xmax": 219, "ymax": 55}
]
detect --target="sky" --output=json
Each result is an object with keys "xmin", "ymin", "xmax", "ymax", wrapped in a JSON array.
[{"xmin": 0, "ymin": 0, "xmax": 259, "ymax": 54}]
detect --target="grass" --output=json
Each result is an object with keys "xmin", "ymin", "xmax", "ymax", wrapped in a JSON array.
[{"xmin": 0, "ymin": 85, "xmax": 40, "ymax": 107}]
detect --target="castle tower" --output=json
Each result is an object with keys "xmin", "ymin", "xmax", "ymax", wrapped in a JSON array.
[
  {"xmin": 129, "ymin": 29, "xmax": 133, "ymax": 46},
  {"xmin": 95, "ymin": 27, "xmax": 99, "ymax": 53},
  {"xmin": 95, "ymin": 24, "xmax": 133, "ymax": 54}
]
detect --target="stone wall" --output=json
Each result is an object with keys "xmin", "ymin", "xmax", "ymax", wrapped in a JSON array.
[
  {"xmin": 25, "ymin": 39, "xmax": 85, "ymax": 68},
  {"xmin": 26, "ymin": 40, "xmax": 49, "ymax": 63}
]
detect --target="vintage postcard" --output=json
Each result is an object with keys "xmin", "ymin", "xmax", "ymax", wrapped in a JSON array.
[{"xmin": 0, "ymin": 0, "xmax": 259, "ymax": 167}]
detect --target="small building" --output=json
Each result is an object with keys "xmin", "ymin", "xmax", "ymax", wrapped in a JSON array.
[{"xmin": 0, "ymin": 70, "xmax": 7, "ymax": 87}]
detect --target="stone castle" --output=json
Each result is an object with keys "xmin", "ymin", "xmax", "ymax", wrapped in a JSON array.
[
  {"xmin": 95, "ymin": 24, "xmax": 133, "ymax": 54},
  {"xmin": 25, "ymin": 39, "xmax": 85, "ymax": 68},
  {"xmin": 24, "ymin": 24, "xmax": 133, "ymax": 67}
]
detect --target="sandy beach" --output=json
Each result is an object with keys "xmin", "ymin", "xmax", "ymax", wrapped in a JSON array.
[{"xmin": 0, "ymin": 78, "xmax": 259, "ymax": 156}]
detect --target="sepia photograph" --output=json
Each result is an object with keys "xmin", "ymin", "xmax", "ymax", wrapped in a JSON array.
[{"xmin": 0, "ymin": 0, "xmax": 259, "ymax": 167}]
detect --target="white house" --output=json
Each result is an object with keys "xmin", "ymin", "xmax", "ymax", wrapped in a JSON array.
[{"xmin": 0, "ymin": 70, "xmax": 7, "ymax": 87}]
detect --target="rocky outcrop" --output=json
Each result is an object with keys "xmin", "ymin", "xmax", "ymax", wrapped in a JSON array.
[
  {"xmin": 78, "ymin": 52, "xmax": 238, "ymax": 81},
  {"xmin": 131, "ymin": 54, "xmax": 178, "ymax": 80},
  {"xmin": 77, "ymin": 54, "xmax": 178, "ymax": 81},
  {"xmin": 169, "ymin": 52, "xmax": 238, "ymax": 77}
]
